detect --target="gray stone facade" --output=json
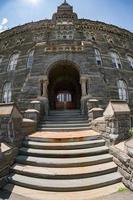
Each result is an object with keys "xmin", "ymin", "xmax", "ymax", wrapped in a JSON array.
[
  {"xmin": 0, "ymin": 103, "xmax": 23, "ymax": 144},
  {"xmin": 92, "ymin": 100, "xmax": 131, "ymax": 143},
  {"xmin": 110, "ymin": 143, "xmax": 133, "ymax": 191},
  {"xmin": 0, "ymin": 1, "xmax": 133, "ymax": 114}
]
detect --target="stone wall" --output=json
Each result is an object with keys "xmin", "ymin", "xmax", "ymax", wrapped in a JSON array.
[
  {"xmin": 0, "ymin": 103, "xmax": 40, "ymax": 146},
  {"xmin": 22, "ymin": 118, "xmax": 37, "ymax": 136},
  {"xmin": 91, "ymin": 100, "xmax": 131, "ymax": 144},
  {"xmin": 0, "ymin": 100, "xmax": 41, "ymax": 190},
  {"xmin": 0, "ymin": 102, "xmax": 39, "ymax": 189},
  {"xmin": 110, "ymin": 143, "xmax": 133, "ymax": 191},
  {"xmin": 0, "ymin": 145, "xmax": 18, "ymax": 188}
]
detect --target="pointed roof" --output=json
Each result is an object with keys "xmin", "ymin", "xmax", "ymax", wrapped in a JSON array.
[
  {"xmin": 52, "ymin": 1, "xmax": 78, "ymax": 22},
  {"xmin": 103, "ymin": 100, "xmax": 130, "ymax": 118},
  {"xmin": 0, "ymin": 103, "xmax": 22, "ymax": 117},
  {"xmin": 58, "ymin": 1, "xmax": 73, "ymax": 11}
]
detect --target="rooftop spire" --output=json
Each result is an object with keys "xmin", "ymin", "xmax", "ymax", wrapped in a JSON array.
[{"xmin": 52, "ymin": 0, "xmax": 78, "ymax": 22}]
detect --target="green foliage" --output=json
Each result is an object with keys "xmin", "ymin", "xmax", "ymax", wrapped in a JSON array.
[
  {"xmin": 117, "ymin": 186, "xmax": 128, "ymax": 193},
  {"xmin": 129, "ymin": 129, "xmax": 133, "ymax": 136}
]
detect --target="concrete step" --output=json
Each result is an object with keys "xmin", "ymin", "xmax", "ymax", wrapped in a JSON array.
[
  {"xmin": 49, "ymin": 109, "xmax": 81, "ymax": 114},
  {"xmin": 48, "ymin": 110, "xmax": 82, "ymax": 114},
  {"xmin": 47, "ymin": 116, "xmax": 86, "ymax": 120},
  {"xmin": 44, "ymin": 118, "xmax": 88, "ymax": 122},
  {"xmin": 42, "ymin": 120, "xmax": 89, "ymax": 124},
  {"xmin": 4, "ymin": 182, "xmax": 126, "ymax": 200},
  {"xmin": 12, "ymin": 162, "xmax": 117, "ymax": 179},
  {"xmin": 22, "ymin": 139, "xmax": 105, "ymax": 150},
  {"xmin": 8, "ymin": 172, "xmax": 122, "ymax": 192},
  {"xmin": 16, "ymin": 154, "xmax": 113, "ymax": 167},
  {"xmin": 37, "ymin": 126, "xmax": 91, "ymax": 132},
  {"xmin": 19, "ymin": 146, "xmax": 109, "ymax": 158},
  {"xmin": 25, "ymin": 135, "xmax": 102, "ymax": 143},
  {"xmin": 48, "ymin": 113, "xmax": 83, "ymax": 117},
  {"xmin": 48, "ymin": 112, "xmax": 81, "ymax": 116},
  {"xmin": 38, "ymin": 123, "xmax": 89, "ymax": 128}
]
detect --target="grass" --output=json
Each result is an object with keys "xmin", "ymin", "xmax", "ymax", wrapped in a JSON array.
[
  {"xmin": 129, "ymin": 129, "xmax": 133, "ymax": 136},
  {"xmin": 117, "ymin": 186, "xmax": 128, "ymax": 193}
]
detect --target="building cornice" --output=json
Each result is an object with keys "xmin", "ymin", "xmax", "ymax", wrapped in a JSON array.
[{"xmin": 0, "ymin": 18, "xmax": 133, "ymax": 41}]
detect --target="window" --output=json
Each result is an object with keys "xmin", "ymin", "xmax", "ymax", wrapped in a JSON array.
[
  {"xmin": 8, "ymin": 119, "xmax": 15, "ymax": 142},
  {"xmin": 57, "ymin": 31, "xmax": 74, "ymax": 40},
  {"xmin": 117, "ymin": 80, "xmax": 128, "ymax": 101},
  {"xmin": 95, "ymin": 49, "xmax": 102, "ymax": 66},
  {"xmin": 111, "ymin": 52, "xmax": 122, "ymax": 69},
  {"xmin": 57, "ymin": 92, "xmax": 72, "ymax": 102},
  {"xmin": 7, "ymin": 53, "xmax": 19, "ymax": 71},
  {"xmin": 127, "ymin": 56, "xmax": 133, "ymax": 69},
  {"xmin": 0, "ymin": 56, "xmax": 3, "ymax": 73},
  {"xmin": 27, "ymin": 50, "xmax": 34, "ymax": 69},
  {"xmin": 0, "ymin": 56, "xmax": 3, "ymax": 65},
  {"xmin": 92, "ymin": 36, "xmax": 96, "ymax": 41},
  {"xmin": 2, "ymin": 82, "xmax": 12, "ymax": 103}
]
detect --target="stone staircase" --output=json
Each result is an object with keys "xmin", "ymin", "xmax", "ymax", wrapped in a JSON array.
[
  {"xmin": 38, "ymin": 110, "xmax": 90, "ymax": 131},
  {"xmin": 3, "ymin": 110, "xmax": 124, "ymax": 200}
]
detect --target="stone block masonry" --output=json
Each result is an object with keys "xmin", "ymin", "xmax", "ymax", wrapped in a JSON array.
[{"xmin": 110, "ymin": 144, "xmax": 133, "ymax": 191}]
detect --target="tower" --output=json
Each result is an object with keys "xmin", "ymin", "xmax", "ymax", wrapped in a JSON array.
[{"xmin": 52, "ymin": 0, "xmax": 78, "ymax": 22}]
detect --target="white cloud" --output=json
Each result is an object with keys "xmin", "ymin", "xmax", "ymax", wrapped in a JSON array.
[
  {"xmin": 1, "ymin": 18, "xmax": 8, "ymax": 25},
  {"xmin": 0, "ymin": 18, "xmax": 8, "ymax": 33}
]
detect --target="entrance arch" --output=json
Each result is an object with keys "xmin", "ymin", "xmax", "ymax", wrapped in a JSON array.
[{"xmin": 48, "ymin": 61, "xmax": 81, "ymax": 110}]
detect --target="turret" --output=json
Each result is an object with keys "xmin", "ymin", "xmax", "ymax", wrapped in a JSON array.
[{"xmin": 52, "ymin": 0, "xmax": 78, "ymax": 23}]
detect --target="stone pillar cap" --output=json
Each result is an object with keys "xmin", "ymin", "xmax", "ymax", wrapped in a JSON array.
[
  {"xmin": 89, "ymin": 108, "xmax": 104, "ymax": 112},
  {"xmin": 23, "ymin": 118, "xmax": 35, "ymax": 123},
  {"xmin": 25, "ymin": 109, "xmax": 39, "ymax": 113},
  {"xmin": 88, "ymin": 99, "xmax": 99, "ymax": 102},
  {"xmin": 30, "ymin": 100, "xmax": 41, "ymax": 104}
]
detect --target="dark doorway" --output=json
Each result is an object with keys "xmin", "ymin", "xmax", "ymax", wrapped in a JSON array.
[{"xmin": 48, "ymin": 61, "xmax": 81, "ymax": 110}]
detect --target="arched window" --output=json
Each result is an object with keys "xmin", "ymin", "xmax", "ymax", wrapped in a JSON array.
[
  {"xmin": 2, "ymin": 82, "xmax": 12, "ymax": 103},
  {"xmin": 95, "ymin": 49, "xmax": 102, "ymax": 66},
  {"xmin": 7, "ymin": 53, "xmax": 19, "ymax": 71},
  {"xmin": 117, "ymin": 80, "xmax": 128, "ymax": 101},
  {"xmin": 27, "ymin": 50, "xmax": 34, "ymax": 69},
  {"xmin": 110, "ymin": 52, "xmax": 122, "ymax": 69},
  {"xmin": 127, "ymin": 55, "xmax": 133, "ymax": 69},
  {"xmin": 0, "ymin": 56, "xmax": 3, "ymax": 66}
]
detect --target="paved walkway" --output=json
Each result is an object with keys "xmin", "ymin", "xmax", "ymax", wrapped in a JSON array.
[
  {"xmin": 93, "ymin": 191, "xmax": 133, "ymax": 200},
  {"xmin": 0, "ymin": 190, "xmax": 133, "ymax": 200},
  {"xmin": 0, "ymin": 190, "xmax": 33, "ymax": 200}
]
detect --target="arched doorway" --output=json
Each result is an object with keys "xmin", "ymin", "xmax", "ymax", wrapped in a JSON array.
[{"xmin": 48, "ymin": 61, "xmax": 81, "ymax": 110}]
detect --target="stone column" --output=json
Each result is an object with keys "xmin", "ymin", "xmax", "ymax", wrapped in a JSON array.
[
  {"xmin": 80, "ymin": 76, "xmax": 87, "ymax": 97},
  {"xmin": 42, "ymin": 76, "xmax": 49, "ymax": 98},
  {"xmin": 80, "ymin": 75, "xmax": 88, "ymax": 114},
  {"xmin": 38, "ymin": 76, "xmax": 49, "ymax": 117}
]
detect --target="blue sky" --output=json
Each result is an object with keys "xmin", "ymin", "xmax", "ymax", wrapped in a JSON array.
[{"xmin": 0, "ymin": 0, "xmax": 133, "ymax": 32}]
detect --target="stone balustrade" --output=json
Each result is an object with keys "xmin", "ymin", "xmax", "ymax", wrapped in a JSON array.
[
  {"xmin": 24, "ymin": 109, "xmax": 40, "ymax": 122},
  {"xmin": 88, "ymin": 108, "xmax": 104, "ymax": 123},
  {"xmin": 0, "ymin": 144, "xmax": 18, "ymax": 189},
  {"xmin": 110, "ymin": 140, "xmax": 133, "ymax": 191},
  {"xmin": 91, "ymin": 100, "xmax": 131, "ymax": 144}
]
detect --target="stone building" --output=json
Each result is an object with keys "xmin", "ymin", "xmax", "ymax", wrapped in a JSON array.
[
  {"xmin": 0, "ymin": 0, "xmax": 133, "ymax": 117},
  {"xmin": 1, "ymin": 2, "xmax": 133, "ymax": 197}
]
